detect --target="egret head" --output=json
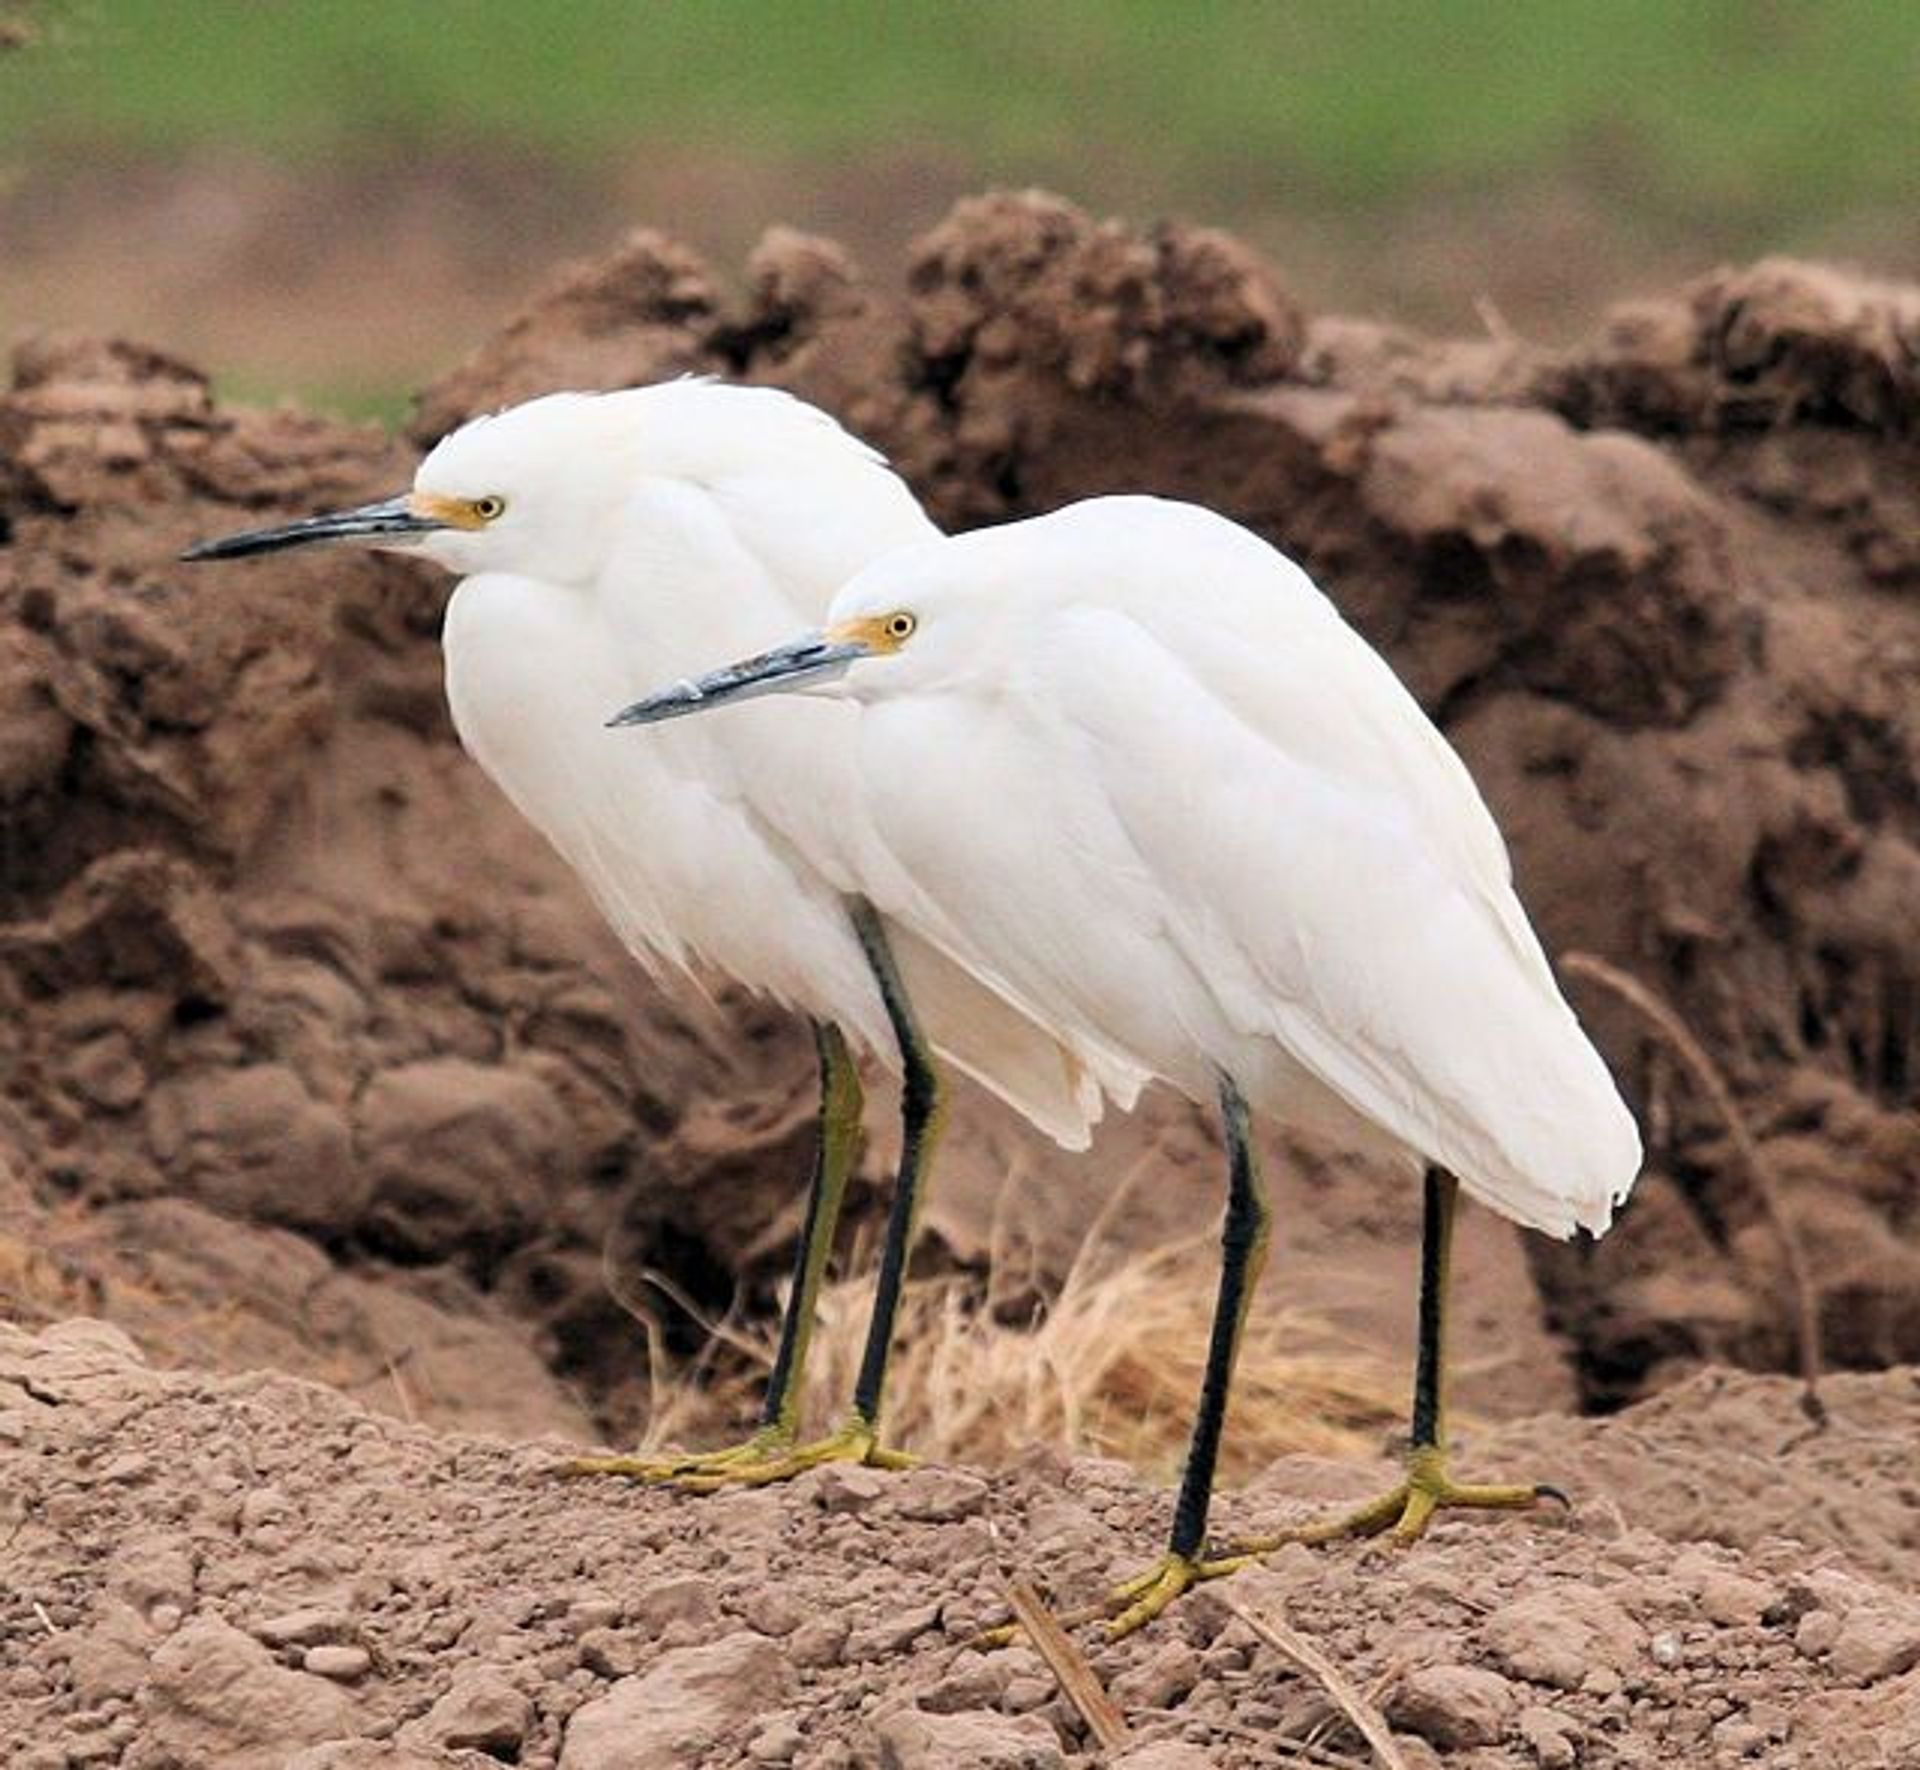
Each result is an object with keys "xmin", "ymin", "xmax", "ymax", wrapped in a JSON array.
[
  {"xmin": 181, "ymin": 393, "xmax": 651, "ymax": 585},
  {"xmin": 607, "ymin": 541, "xmax": 1000, "ymax": 728},
  {"xmin": 607, "ymin": 495, "xmax": 1294, "ymax": 730}
]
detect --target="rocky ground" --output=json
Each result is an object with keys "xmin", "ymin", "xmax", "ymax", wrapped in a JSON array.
[
  {"xmin": 6, "ymin": 1318, "xmax": 1920, "ymax": 1768},
  {"xmin": 3, "ymin": 192, "xmax": 1919, "ymax": 1763}
]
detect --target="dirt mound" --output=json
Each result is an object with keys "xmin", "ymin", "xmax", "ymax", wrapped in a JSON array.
[
  {"xmin": 5, "ymin": 190, "xmax": 1920, "ymax": 1450},
  {"xmin": 8, "ymin": 1317, "xmax": 1920, "ymax": 1768},
  {"xmin": 0, "ymin": 331, "xmax": 848, "ymax": 1445},
  {"xmin": 401, "ymin": 201, "xmax": 1920, "ymax": 1400}
]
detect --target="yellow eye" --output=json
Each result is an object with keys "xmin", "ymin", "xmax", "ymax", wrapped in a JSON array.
[
  {"xmin": 472, "ymin": 495, "xmax": 506, "ymax": 521},
  {"xmin": 885, "ymin": 611, "xmax": 916, "ymax": 642}
]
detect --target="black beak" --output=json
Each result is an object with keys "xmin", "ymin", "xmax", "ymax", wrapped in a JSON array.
[
  {"xmin": 181, "ymin": 494, "xmax": 443, "ymax": 561},
  {"xmin": 608, "ymin": 631, "xmax": 871, "ymax": 728}
]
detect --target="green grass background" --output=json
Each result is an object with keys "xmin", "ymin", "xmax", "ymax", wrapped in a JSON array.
[{"xmin": 6, "ymin": 1, "xmax": 1916, "ymax": 225}]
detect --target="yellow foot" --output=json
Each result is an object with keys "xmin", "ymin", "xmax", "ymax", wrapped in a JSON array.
[
  {"xmin": 977, "ymin": 1549, "xmax": 1261, "ymax": 1650},
  {"xmin": 559, "ymin": 1422, "xmax": 802, "ymax": 1485},
  {"xmin": 1101, "ymin": 1550, "xmax": 1262, "ymax": 1639},
  {"xmin": 1239, "ymin": 1445, "xmax": 1568, "ymax": 1551},
  {"xmin": 648, "ymin": 1416, "xmax": 916, "ymax": 1493}
]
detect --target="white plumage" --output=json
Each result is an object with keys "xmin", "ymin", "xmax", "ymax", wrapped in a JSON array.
[
  {"xmin": 413, "ymin": 383, "xmax": 1119, "ymax": 1146},
  {"xmin": 610, "ymin": 489, "xmax": 1643, "ymax": 1631},
  {"xmin": 191, "ymin": 416, "xmax": 1646, "ymax": 1619},
  {"xmin": 182, "ymin": 378, "xmax": 1138, "ymax": 1481},
  {"xmin": 621, "ymin": 492, "xmax": 1641, "ymax": 1238}
]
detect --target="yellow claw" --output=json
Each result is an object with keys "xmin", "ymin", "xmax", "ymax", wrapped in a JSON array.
[
  {"xmin": 1236, "ymin": 1445, "xmax": 1565, "ymax": 1552},
  {"xmin": 1105, "ymin": 1554, "xmax": 1204, "ymax": 1639},
  {"xmin": 573, "ymin": 1415, "xmax": 916, "ymax": 1494},
  {"xmin": 559, "ymin": 1422, "xmax": 800, "ymax": 1485},
  {"xmin": 975, "ymin": 1548, "xmax": 1264, "ymax": 1650},
  {"xmin": 1105, "ymin": 1547, "xmax": 1272, "ymax": 1638},
  {"xmin": 680, "ymin": 1417, "xmax": 916, "ymax": 1492},
  {"xmin": 981, "ymin": 1445, "xmax": 1564, "ymax": 1649}
]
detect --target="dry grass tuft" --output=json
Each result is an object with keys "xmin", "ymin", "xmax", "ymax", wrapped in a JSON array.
[
  {"xmin": 625, "ymin": 1175, "xmax": 1405, "ymax": 1478},
  {"xmin": 802, "ymin": 1246, "xmax": 1401, "ymax": 1479}
]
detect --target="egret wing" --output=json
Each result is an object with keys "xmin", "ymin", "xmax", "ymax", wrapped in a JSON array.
[
  {"xmin": 1083, "ymin": 500, "xmax": 1559, "ymax": 996},
  {"xmin": 853, "ymin": 688, "xmax": 1187, "ymax": 1113},
  {"xmin": 444, "ymin": 571, "xmax": 894, "ymax": 1045},
  {"xmin": 1050, "ymin": 602, "xmax": 1639, "ymax": 1236}
]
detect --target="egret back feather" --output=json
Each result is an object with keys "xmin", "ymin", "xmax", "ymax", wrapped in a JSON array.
[{"xmin": 830, "ymin": 497, "xmax": 1640, "ymax": 1233}]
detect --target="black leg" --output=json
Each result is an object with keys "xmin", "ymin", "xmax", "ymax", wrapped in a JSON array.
[
  {"xmin": 1409, "ymin": 1165, "xmax": 1458, "ymax": 1454},
  {"xmin": 964, "ymin": 1076, "xmax": 1288, "ymax": 1638},
  {"xmin": 559, "ymin": 1018, "xmax": 863, "ymax": 1483},
  {"xmin": 1142, "ymin": 1160, "xmax": 1546, "ymax": 1558},
  {"xmin": 846, "ymin": 899, "xmax": 947, "ymax": 1430},
  {"xmin": 757, "ymin": 1021, "xmax": 864, "ymax": 1433},
  {"xmin": 1168, "ymin": 1073, "xmax": 1272, "ymax": 1561}
]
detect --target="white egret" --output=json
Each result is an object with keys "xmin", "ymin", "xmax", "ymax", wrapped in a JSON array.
[
  {"xmin": 182, "ymin": 383, "xmax": 1136, "ymax": 1485},
  {"xmin": 613, "ymin": 494, "xmax": 1643, "ymax": 1634}
]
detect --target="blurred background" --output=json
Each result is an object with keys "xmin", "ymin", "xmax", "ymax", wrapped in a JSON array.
[{"xmin": 4, "ymin": 1, "xmax": 1917, "ymax": 422}]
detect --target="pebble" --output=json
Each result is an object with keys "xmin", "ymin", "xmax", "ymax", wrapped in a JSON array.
[
  {"xmin": 870, "ymin": 1706, "xmax": 1065, "ymax": 1770},
  {"xmin": 746, "ymin": 1715, "xmax": 806, "ymax": 1763},
  {"xmin": 628, "ymin": 1576, "xmax": 718, "ymax": 1637},
  {"xmin": 810, "ymin": 1464, "xmax": 890, "ymax": 1514},
  {"xmin": 564, "ymin": 1595, "xmax": 622, "ymax": 1636},
  {"xmin": 256, "ymin": 1607, "xmax": 355, "ymax": 1648},
  {"xmin": 920, "ymin": 1651, "xmax": 1010, "ymax": 1714},
  {"xmin": 1386, "ymin": 1663, "xmax": 1518, "ymax": 1749},
  {"xmin": 1698, "ymin": 1570, "xmax": 1776, "ymax": 1628},
  {"xmin": 1517, "ymin": 1704, "xmax": 1581, "ymax": 1768},
  {"xmin": 788, "ymin": 1615, "xmax": 851, "ymax": 1669},
  {"xmin": 1002, "ymin": 1675, "xmax": 1054, "ymax": 1713},
  {"xmin": 887, "ymin": 1468, "xmax": 990, "ymax": 1523},
  {"xmin": 561, "ymin": 1633, "xmax": 794, "ymax": 1770},
  {"xmin": 1110, "ymin": 1641, "xmax": 1202, "ymax": 1712},
  {"xmin": 302, "ymin": 1645, "xmax": 371, "ymax": 1682},
  {"xmin": 740, "ymin": 1588, "xmax": 805, "ymax": 1637},
  {"xmin": 1484, "ymin": 1588, "xmax": 1644, "ymax": 1690},
  {"xmin": 407, "ymin": 1669, "xmax": 532, "ymax": 1754},
  {"xmin": 142, "ymin": 1617, "xmax": 358, "ymax": 1758},
  {"xmin": 1795, "ymin": 1610, "xmax": 1841, "ymax": 1657},
  {"xmin": 1828, "ymin": 1602, "xmax": 1920, "ymax": 1684},
  {"xmin": 576, "ymin": 1628, "xmax": 641, "ymax": 1680},
  {"xmin": 845, "ymin": 1601, "xmax": 942, "ymax": 1661}
]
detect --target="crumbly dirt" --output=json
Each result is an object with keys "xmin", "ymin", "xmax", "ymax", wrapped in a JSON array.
[
  {"xmin": 2, "ymin": 191, "xmax": 1920, "ymax": 1765},
  {"xmin": 7, "ymin": 1318, "xmax": 1920, "ymax": 1769}
]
